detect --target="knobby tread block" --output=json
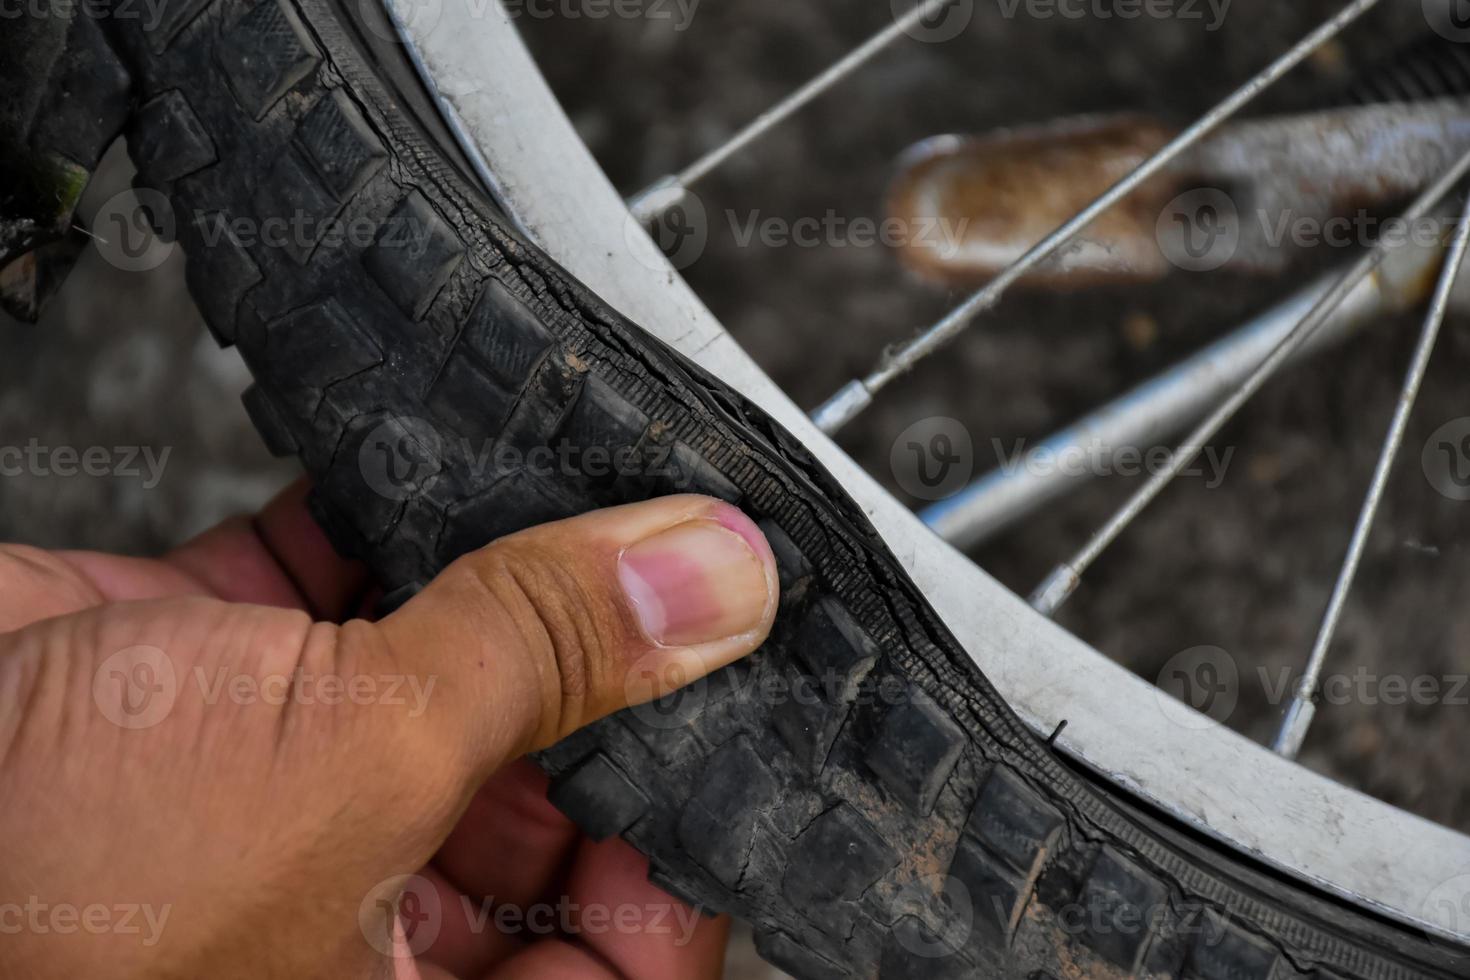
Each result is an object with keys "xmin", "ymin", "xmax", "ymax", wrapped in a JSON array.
[
  {"xmin": 880, "ymin": 918, "xmax": 982, "ymax": 980},
  {"xmin": 620, "ymin": 711, "xmax": 699, "ymax": 766},
  {"xmin": 1187, "ymin": 919, "xmax": 1281, "ymax": 980},
  {"xmin": 677, "ymin": 736, "xmax": 779, "ymax": 888},
  {"xmin": 130, "ymin": 89, "xmax": 217, "ymax": 185},
  {"xmin": 952, "ymin": 834, "xmax": 1028, "ymax": 943},
  {"xmin": 261, "ymin": 298, "xmax": 382, "ymax": 395},
  {"xmin": 865, "ymin": 690, "xmax": 966, "ymax": 815},
  {"xmin": 95, "ymin": 4, "xmax": 1470, "ymax": 980},
  {"xmin": 361, "ymin": 189, "xmax": 465, "ymax": 320},
  {"xmin": 295, "ymin": 88, "xmax": 385, "ymax": 200},
  {"xmin": 758, "ymin": 517, "xmax": 814, "ymax": 598},
  {"xmin": 754, "ymin": 930, "xmax": 848, "ymax": 980},
  {"xmin": 323, "ymin": 411, "xmax": 441, "ymax": 545},
  {"xmin": 1076, "ymin": 845, "xmax": 1168, "ymax": 971},
  {"xmin": 252, "ymin": 147, "xmax": 340, "ymax": 264},
  {"xmin": 646, "ymin": 867, "xmax": 721, "ymax": 917},
  {"xmin": 216, "ymin": 0, "xmax": 321, "ymax": 120},
  {"xmin": 618, "ymin": 664, "xmax": 748, "ymax": 767},
  {"xmin": 772, "ymin": 672, "xmax": 850, "ymax": 773},
  {"xmin": 182, "ymin": 210, "xmax": 262, "ymax": 346},
  {"xmin": 783, "ymin": 804, "xmax": 898, "ymax": 909},
  {"xmin": 965, "ymin": 768, "xmax": 1065, "ymax": 877},
  {"xmin": 240, "ymin": 383, "xmax": 297, "ymax": 457},
  {"xmin": 426, "ymin": 351, "xmax": 519, "ymax": 445},
  {"xmin": 668, "ymin": 440, "xmax": 742, "ymax": 502},
  {"xmin": 794, "ymin": 596, "xmax": 880, "ymax": 705},
  {"xmin": 438, "ymin": 472, "xmax": 582, "ymax": 564},
  {"xmin": 547, "ymin": 754, "xmax": 649, "ymax": 842},
  {"xmin": 459, "ymin": 277, "xmax": 556, "ymax": 388},
  {"xmin": 146, "ymin": 0, "xmax": 212, "ymax": 53},
  {"xmin": 558, "ymin": 375, "xmax": 651, "ymax": 498}
]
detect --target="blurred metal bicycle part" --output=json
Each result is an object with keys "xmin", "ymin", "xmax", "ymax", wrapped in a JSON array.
[
  {"xmin": 887, "ymin": 100, "xmax": 1470, "ymax": 288},
  {"xmin": 921, "ymin": 206, "xmax": 1470, "ymax": 548}
]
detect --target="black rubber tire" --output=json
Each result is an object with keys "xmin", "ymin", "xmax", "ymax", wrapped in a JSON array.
[{"xmin": 62, "ymin": 1, "xmax": 1470, "ymax": 976}]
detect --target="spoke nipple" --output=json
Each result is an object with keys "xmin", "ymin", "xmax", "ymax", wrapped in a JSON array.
[
  {"xmin": 627, "ymin": 176, "xmax": 688, "ymax": 226},
  {"xmin": 1271, "ymin": 697, "xmax": 1316, "ymax": 759},
  {"xmin": 811, "ymin": 380, "xmax": 873, "ymax": 435},
  {"xmin": 1029, "ymin": 564, "xmax": 1080, "ymax": 618}
]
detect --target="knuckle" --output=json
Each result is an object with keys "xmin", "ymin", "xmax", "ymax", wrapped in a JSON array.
[{"xmin": 470, "ymin": 540, "xmax": 622, "ymax": 742}]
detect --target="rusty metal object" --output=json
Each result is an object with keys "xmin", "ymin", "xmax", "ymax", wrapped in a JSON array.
[
  {"xmin": 888, "ymin": 116, "xmax": 1176, "ymax": 287},
  {"xmin": 888, "ymin": 100, "xmax": 1470, "ymax": 289}
]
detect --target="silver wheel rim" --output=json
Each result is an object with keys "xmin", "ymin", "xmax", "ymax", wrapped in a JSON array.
[{"xmin": 387, "ymin": 0, "xmax": 1470, "ymax": 942}]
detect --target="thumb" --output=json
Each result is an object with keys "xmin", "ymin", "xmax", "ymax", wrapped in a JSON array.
[
  {"xmin": 372, "ymin": 493, "xmax": 778, "ymax": 784},
  {"xmin": 341, "ymin": 494, "xmax": 776, "ymax": 970}
]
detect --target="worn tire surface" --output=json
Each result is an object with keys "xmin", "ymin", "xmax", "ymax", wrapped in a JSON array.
[{"xmin": 48, "ymin": 0, "xmax": 1470, "ymax": 975}]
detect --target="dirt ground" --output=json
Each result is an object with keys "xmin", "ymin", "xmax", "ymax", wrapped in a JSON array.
[{"xmin": 2, "ymin": 2, "xmax": 1467, "ymax": 969}]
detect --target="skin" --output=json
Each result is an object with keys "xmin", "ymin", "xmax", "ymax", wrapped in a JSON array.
[{"xmin": 0, "ymin": 482, "xmax": 778, "ymax": 979}]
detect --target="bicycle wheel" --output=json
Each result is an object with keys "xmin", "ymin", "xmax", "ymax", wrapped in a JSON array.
[{"xmin": 18, "ymin": 0, "xmax": 1470, "ymax": 976}]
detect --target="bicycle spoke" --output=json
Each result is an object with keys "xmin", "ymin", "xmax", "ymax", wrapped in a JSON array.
[
  {"xmin": 628, "ymin": 0, "xmax": 960, "ymax": 222},
  {"xmin": 1028, "ymin": 145, "xmax": 1470, "ymax": 619},
  {"xmin": 809, "ymin": 0, "xmax": 1382, "ymax": 435},
  {"xmin": 1272, "ymin": 194, "xmax": 1470, "ymax": 759},
  {"xmin": 920, "ymin": 240, "xmax": 1451, "ymax": 549}
]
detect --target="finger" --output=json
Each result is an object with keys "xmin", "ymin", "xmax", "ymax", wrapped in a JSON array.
[
  {"xmin": 165, "ymin": 480, "xmax": 368, "ymax": 619},
  {"xmin": 558, "ymin": 837, "xmax": 728, "ymax": 980},
  {"xmin": 0, "ymin": 543, "xmax": 214, "ymax": 634},
  {"xmin": 0, "ymin": 544, "xmax": 108, "ymax": 631},
  {"xmin": 372, "ymin": 494, "xmax": 778, "ymax": 782},
  {"xmin": 15, "ymin": 540, "xmax": 296, "ymax": 626},
  {"xmin": 424, "ymin": 761, "xmax": 580, "ymax": 974},
  {"xmin": 0, "ymin": 481, "xmax": 366, "ymax": 631},
  {"xmin": 414, "ymin": 865, "xmax": 523, "ymax": 977},
  {"xmin": 424, "ymin": 814, "xmax": 731, "ymax": 980},
  {"xmin": 432, "ymin": 761, "xmax": 578, "ymax": 921},
  {"xmin": 251, "ymin": 480, "xmax": 369, "ymax": 618},
  {"xmin": 486, "ymin": 940, "xmax": 621, "ymax": 979}
]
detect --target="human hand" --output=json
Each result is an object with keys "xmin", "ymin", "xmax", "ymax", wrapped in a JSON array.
[{"xmin": 0, "ymin": 483, "xmax": 778, "ymax": 979}]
